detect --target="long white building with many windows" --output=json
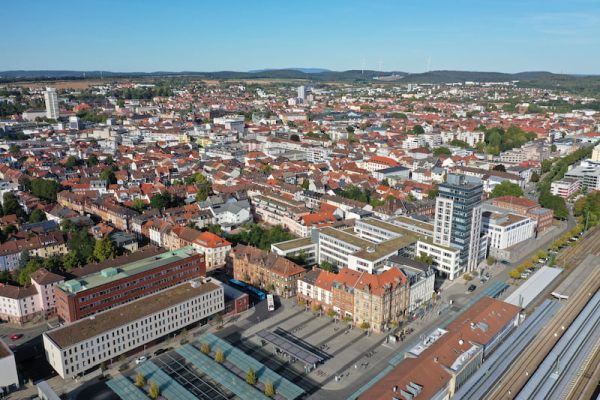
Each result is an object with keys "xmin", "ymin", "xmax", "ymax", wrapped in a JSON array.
[{"xmin": 43, "ymin": 280, "xmax": 224, "ymax": 379}]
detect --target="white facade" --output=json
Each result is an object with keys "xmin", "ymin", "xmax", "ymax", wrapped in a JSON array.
[
  {"xmin": 550, "ymin": 178, "xmax": 581, "ymax": 198},
  {"xmin": 43, "ymin": 281, "xmax": 224, "ymax": 379},
  {"xmin": 192, "ymin": 242, "xmax": 231, "ymax": 271},
  {"xmin": 0, "ymin": 290, "xmax": 38, "ymax": 323},
  {"xmin": 482, "ymin": 212, "xmax": 536, "ymax": 250},
  {"xmin": 44, "ymin": 88, "xmax": 59, "ymax": 119},
  {"xmin": 297, "ymin": 278, "xmax": 332, "ymax": 307},
  {"xmin": 565, "ymin": 160, "xmax": 600, "ymax": 191},
  {"xmin": 0, "ymin": 340, "xmax": 19, "ymax": 392},
  {"xmin": 416, "ymin": 240, "xmax": 461, "ymax": 280}
]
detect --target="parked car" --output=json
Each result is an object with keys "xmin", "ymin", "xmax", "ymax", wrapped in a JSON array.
[
  {"xmin": 467, "ymin": 284, "xmax": 477, "ymax": 293},
  {"xmin": 521, "ymin": 273, "xmax": 530, "ymax": 279},
  {"xmin": 154, "ymin": 348, "xmax": 168, "ymax": 356},
  {"xmin": 135, "ymin": 356, "xmax": 147, "ymax": 365},
  {"xmin": 9, "ymin": 334, "xmax": 23, "ymax": 341}
]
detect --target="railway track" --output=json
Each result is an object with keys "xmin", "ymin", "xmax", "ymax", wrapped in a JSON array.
[
  {"xmin": 564, "ymin": 339, "xmax": 600, "ymax": 400},
  {"xmin": 484, "ymin": 266, "xmax": 600, "ymax": 400},
  {"xmin": 517, "ymin": 290, "xmax": 600, "ymax": 399},
  {"xmin": 557, "ymin": 225, "xmax": 600, "ymax": 269}
]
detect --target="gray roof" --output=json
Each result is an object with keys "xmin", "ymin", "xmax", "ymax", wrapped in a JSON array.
[{"xmin": 504, "ymin": 266, "xmax": 562, "ymax": 308}]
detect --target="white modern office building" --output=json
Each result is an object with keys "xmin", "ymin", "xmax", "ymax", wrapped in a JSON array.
[
  {"xmin": 43, "ymin": 280, "xmax": 224, "ymax": 379},
  {"xmin": 44, "ymin": 87, "xmax": 59, "ymax": 119},
  {"xmin": 550, "ymin": 177, "xmax": 581, "ymax": 198},
  {"xmin": 564, "ymin": 159, "xmax": 600, "ymax": 191},
  {"xmin": 482, "ymin": 210, "xmax": 536, "ymax": 259},
  {"xmin": 415, "ymin": 239, "xmax": 462, "ymax": 280}
]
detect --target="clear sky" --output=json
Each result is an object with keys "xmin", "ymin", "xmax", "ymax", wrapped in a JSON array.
[{"xmin": 1, "ymin": 0, "xmax": 599, "ymax": 74}]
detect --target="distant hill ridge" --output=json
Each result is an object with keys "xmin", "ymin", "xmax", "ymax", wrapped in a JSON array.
[{"xmin": 0, "ymin": 69, "xmax": 597, "ymax": 84}]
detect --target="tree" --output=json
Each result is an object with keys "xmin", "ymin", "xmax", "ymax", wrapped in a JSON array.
[
  {"xmin": 530, "ymin": 171, "xmax": 540, "ymax": 183},
  {"xmin": 226, "ymin": 224, "xmax": 295, "ymax": 250},
  {"xmin": 18, "ymin": 251, "xmax": 31, "ymax": 270},
  {"xmin": 489, "ymin": 181, "xmax": 524, "ymax": 199},
  {"xmin": 148, "ymin": 381, "xmax": 160, "ymax": 399},
  {"xmin": 214, "ymin": 348, "xmax": 225, "ymax": 363},
  {"xmin": 492, "ymin": 164, "xmax": 507, "ymax": 172},
  {"xmin": 415, "ymin": 252, "xmax": 434, "ymax": 266},
  {"xmin": 8, "ymin": 145, "xmax": 20, "ymax": 157},
  {"xmin": 18, "ymin": 258, "xmax": 44, "ymax": 286},
  {"xmin": 63, "ymin": 251, "xmax": 80, "ymax": 272},
  {"xmin": 264, "ymin": 380, "xmax": 275, "ymax": 397},
  {"xmin": 536, "ymin": 250, "xmax": 548, "ymax": 260},
  {"xmin": 204, "ymin": 224, "xmax": 223, "ymax": 235},
  {"xmin": 433, "ymin": 147, "xmax": 451, "ymax": 156},
  {"xmin": 312, "ymin": 304, "xmax": 321, "ymax": 315},
  {"xmin": 326, "ymin": 308, "xmax": 336, "ymax": 319},
  {"xmin": 68, "ymin": 228, "xmax": 96, "ymax": 264},
  {"xmin": 214, "ymin": 312, "xmax": 223, "ymax": 328},
  {"xmin": 64, "ymin": 156, "xmax": 81, "ymax": 168},
  {"xmin": 509, "ymin": 269, "xmax": 521, "ymax": 280},
  {"xmin": 200, "ymin": 343, "xmax": 211, "ymax": 354},
  {"xmin": 195, "ymin": 184, "xmax": 211, "ymax": 202},
  {"xmin": 290, "ymin": 134, "xmax": 300, "ymax": 142},
  {"xmin": 246, "ymin": 368, "xmax": 257, "ymax": 385},
  {"xmin": 150, "ymin": 193, "xmax": 182, "ymax": 210},
  {"xmin": 550, "ymin": 144, "xmax": 557, "ymax": 153},
  {"xmin": 539, "ymin": 191, "xmax": 569, "ymax": 219},
  {"xmin": 28, "ymin": 209, "xmax": 47, "ymax": 223},
  {"xmin": 130, "ymin": 199, "xmax": 146, "ymax": 213},
  {"xmin": 3, "ymin": 192, "xmax": 25, "ymax": 219},
  {"xmin": 86, "ymin": 154, "xmax": 99, "ymax": 167},
  {"xmin": 541, "ymin": 159, "xmax": 553, "ymax": 173},
  {"xmin": 93, "ymin": 237, "xmax": 117, "ymax": 262},
  {"xmin": 463, "ymin": 273, "xmax": 473, "ymax": 281},
  {"xmin": 359, "ymin": 321, "xmax": 370, "ymax": 330},
  {"xmin": 320, "ymin": 261, "xmax": 338, "ymax": 273},
  {"xmin": 301, "ymin": 179, "xmax": 310, "ymax": 190},
  {"xmin": 450, "ymin": 139, "xmax": 470, "ymax": 148},
  {"xmin": 486, "ymin": 257, "xmax": 496, "ymax": 266},
  {"xmin": 412, "ymin": 125, "xmax": 425, "ymax": 135},
  {"xmin": 135, "ymin": 372, "xmax": 146, "ymax": 387},
  {"xmin": 100, "ymin": 169, "xmax": 117, "ymax": 184},
  {"xmin": 427, "ymin": 187, "xmax": 439, "ymax": 200},
  {"xmin": 30, "ymin": 178, "xmax": 61, "ymax": 201}
]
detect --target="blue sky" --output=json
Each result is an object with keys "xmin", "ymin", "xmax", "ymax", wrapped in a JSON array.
[{"xmin": 1, "ymin": 0, "xmax": 599, "ymax": 73}]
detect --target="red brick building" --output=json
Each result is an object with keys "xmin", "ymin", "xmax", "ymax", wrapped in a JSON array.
[
  {"xmin": 229, "ymin": 244, "xmax": 305, "ymax": 298},
  {"xmin": 55, "ymin": 246, "xmax": 205, "ymax": 323}
]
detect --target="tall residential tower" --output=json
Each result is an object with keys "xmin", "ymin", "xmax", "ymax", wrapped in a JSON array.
[
  {"xmin": 433, "ymin": 173, "xmax": 484, "ymax": 274},
  {"xmin": 44, "ymin": 87, "xmax": 59, "ymax": 119}
]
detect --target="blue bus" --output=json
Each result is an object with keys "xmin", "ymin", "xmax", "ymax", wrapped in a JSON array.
[{"xmin": 228, "ymin": 279, "xmax": 267, "ymax": 301}]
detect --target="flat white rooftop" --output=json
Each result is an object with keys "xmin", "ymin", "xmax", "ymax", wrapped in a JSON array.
[{"xmin": 504, "ymin": 266, "xmax": 562, "ymax": 308}]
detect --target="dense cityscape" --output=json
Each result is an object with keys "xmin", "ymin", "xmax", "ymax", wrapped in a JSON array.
[{"xmin": 1, "ymin": 1, "xmax": 600, "ymax": 400}]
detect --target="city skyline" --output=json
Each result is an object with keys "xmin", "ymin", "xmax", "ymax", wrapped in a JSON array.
[{"xmin": 1, "ymin": 0, "xmax": 599, "ymax": 74}]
